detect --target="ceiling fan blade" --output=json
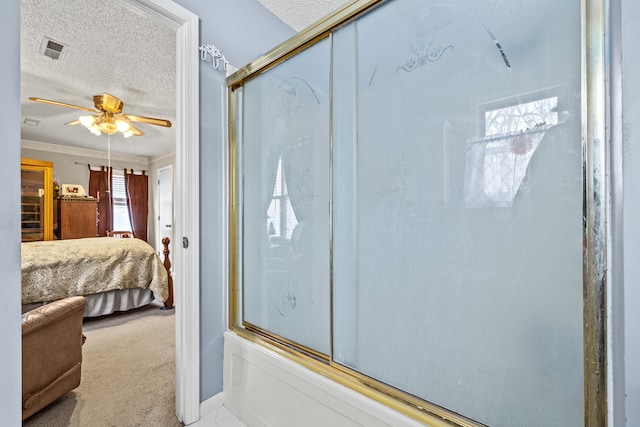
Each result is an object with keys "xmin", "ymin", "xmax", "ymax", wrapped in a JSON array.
[
  {"xmin": 124, "ymin": 114, "xmax": 172, "ymax": 128},
  {"xmin": 128, "ymin": 123, "xmax": 145, "ymax": 136},
  {"xmin": 28, "ymin": 97, "xmax": 98, "ymax": 113},
  {"xmin": 65, "ymin": 119, "xmax": 81, "ymax": 126}
]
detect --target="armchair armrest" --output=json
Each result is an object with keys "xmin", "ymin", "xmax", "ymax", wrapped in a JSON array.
[
  {"xmin": 22, "ymin": 296, "xmax": 87, "ymax": 335},
  {"xmin": 22, "ymin": 296, "xmax": 87, "ymax": 420}
]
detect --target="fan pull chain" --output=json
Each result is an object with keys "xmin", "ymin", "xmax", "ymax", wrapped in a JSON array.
[{"xmin": 106, "ymin": 133, "xmax": 112, "ymax": 194}]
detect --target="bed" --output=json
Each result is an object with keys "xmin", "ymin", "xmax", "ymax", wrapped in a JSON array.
[{"xmin": 21, "ymin": 237, "xmax": 174, "ymax": 317}]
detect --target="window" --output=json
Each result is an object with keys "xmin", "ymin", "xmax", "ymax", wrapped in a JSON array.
[
  {"xmin": 464, "ymin": 95, "xmax": 559, "ymax": 207},
  {"xmin": 111, "ymin": 169, "xmax": 133, "ymax": 232},
  {"xmin": 266, "ymin": 156, "xmax": 298, "ymax": 241},
  {"xmin": 484, "ymin": 96, "xmax": 558, "ymax": 137}
]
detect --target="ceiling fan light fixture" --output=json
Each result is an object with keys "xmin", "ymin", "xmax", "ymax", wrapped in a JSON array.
[
  {"xmin": 79, "ymin": 115, "xmax": 95, "ymax": 127},
  {"xmin": 98, "ymin": 121, "xmax": 118, "ymax": 134},
  {"xmin": 116, "ymin": 119, "xmax": 130, "ymax": 132},
  {"xmin": 29, "ymin": 93, "xmax": 168, "ymax": 139},
  {"xmin": 94, "ymin": 94, "xmax": 124, "ymax": 114}
]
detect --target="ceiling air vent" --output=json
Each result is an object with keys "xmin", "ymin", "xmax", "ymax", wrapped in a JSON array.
[
  {"xmin": 23, "ymin": 117, "xmax": 41, "ymax": 127},
  {"xmin": 40, "ymin": 37, "xmax": 67, "ymax": 60}
]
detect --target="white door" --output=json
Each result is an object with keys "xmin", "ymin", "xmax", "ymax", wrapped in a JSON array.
[{"xmin": 156, "ymin": 165, "xmax": 174, "ymax": 260}]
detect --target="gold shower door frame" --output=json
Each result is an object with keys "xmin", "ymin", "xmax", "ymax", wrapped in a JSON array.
[{"xmin": 228, "ymin": 1, "xmax": 608, "ymax": 425}]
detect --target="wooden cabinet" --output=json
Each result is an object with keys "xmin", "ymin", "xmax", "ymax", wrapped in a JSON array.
[
  {"xmin": 57, "ymin": 197, "xmax": 98, "ymax": 239},
  {"xmin": 21, "ymin": 158, "xmax": 53, "ymax": 242}
]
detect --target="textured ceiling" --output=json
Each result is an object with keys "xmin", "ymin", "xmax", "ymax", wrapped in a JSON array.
[
  {"xmin": 20, "ymin": 0, "xmax": 349, "ymax": 159},
  {"xmin": 257, "ymin": 0, "xmax": 351, "ymax": 31},
  {"xmin": 21, "ymin": 0, "xmax": 176, "ymax": 159}
]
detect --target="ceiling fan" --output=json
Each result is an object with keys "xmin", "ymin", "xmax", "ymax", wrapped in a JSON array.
[{"xmin": 28, "ymin": 93, "xmax": 172, "ymax": 138}]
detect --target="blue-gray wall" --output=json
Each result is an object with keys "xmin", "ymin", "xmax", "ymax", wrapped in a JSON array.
[
  {"xmin": 6, "ymin": 1, "xmax": 635, "ymax": 425},
  {"xmin": 171, "ymin": 0, "xmax": 295, "ymax": 401},
  {"xmin": 0, "ymin": 0, "xmax": 23, "ymax": 425},
  {"xmin": 622, "ymin": 1, "xmax": 640, "ymax": 425}
]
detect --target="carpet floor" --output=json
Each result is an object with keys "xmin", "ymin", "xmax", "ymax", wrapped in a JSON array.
[{"xmin": 23, "ymin": 302, "xmax": 182, "ymax": 427}]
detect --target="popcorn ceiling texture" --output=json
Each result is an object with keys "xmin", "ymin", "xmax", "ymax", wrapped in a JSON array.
[
  {"xmin": 21, "ymin": 0, "xmax": 176, "ymax": 118},
  {"xmin": 20, "ymin": 0, "xmax": 176, "ymax": 157},
  {"xmin": 257, "ymin": 0, "xmax": 351, "ymax": 31}
]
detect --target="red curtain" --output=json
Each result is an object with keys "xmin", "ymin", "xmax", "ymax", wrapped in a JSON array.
[
  {"xmin": 88, "ymin": 167, "xmax": 112, "ymax": 237},
  {"xmin": 125, "ymin": 170, "xmax": 148, "ymax": 242}
]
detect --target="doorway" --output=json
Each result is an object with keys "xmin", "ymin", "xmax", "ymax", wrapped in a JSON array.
[
  {"xmin": 18, "ymin": 0, "xmax": 201, "ymax": 423},
  {"xmin": 157, "ymin": 164, "xmax": 174, "ymax": 259},
  {"xmin": 122, "ymin": 2, "xmax": 200, "ymax": 423}
]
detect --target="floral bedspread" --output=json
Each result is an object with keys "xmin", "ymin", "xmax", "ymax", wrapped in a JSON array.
[{"xmin": 21, "ymin": 237, "xmax": 169, "ymax": 304}]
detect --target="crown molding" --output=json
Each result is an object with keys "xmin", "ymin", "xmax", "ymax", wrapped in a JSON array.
[
  {"xmin": 21, "ymin": 139, "xmax": 150, "ymax": 165},
  {"xmin": 149, "ymin": 149, "xmax": 176, "ymax": 164}
]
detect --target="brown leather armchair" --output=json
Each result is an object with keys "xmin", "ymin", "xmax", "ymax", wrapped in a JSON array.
[{"xmin": 22, "ymin": 296, "xmax": 87, "ymax": 420}]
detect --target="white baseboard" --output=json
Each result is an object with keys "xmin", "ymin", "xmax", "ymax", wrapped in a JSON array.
[{"xmin": 199, "ymin": 391, "xmax": 225, "ymax": 419}]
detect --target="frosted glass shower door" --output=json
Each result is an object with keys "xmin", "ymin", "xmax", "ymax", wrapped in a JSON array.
[
  {"xmin": 242, "ymin": 39, "xmax": 331, "ymax": 355},
  {"xmin": 332, "ymin": 1, "xmax": 584, "ymax": 426}
]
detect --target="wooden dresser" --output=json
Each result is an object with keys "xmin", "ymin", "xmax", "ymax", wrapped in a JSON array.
[{"xmin": 57, "ymin": 197, "xmax": 98, "ymax": 239}]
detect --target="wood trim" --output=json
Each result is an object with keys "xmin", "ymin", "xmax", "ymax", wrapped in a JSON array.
[
  {"xmin": 21, "ymin": 158, "xmax": 53, "ymax": 241},
  {"xmin": 20, "ymin": 158, "xmax": 53, "ymax": 169},
  {"xmin": 162, "ymin": 237, "xmax": 175, "ymax": 309}
]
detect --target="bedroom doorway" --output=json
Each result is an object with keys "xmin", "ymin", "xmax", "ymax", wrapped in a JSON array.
[
  {"xmin": 18, "ymin": 0, "xmax": 199, "ymax": 423},
  {"xmin": 157, "ymin": 165, "xmax": 174, "ymax": 259},
  {"xmin": 124, "ymin": 1, "xmax": 200, "ymax": 424}
]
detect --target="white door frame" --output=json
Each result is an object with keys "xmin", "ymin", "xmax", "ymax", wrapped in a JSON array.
[{"xmin": 119, "ymin": 0, "xmax": 200, "ymax": 423}]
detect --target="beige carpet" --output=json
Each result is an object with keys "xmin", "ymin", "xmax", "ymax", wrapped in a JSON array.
[{"xmin": 24, "ymin": 302, "xmax": 182, "ymax": 427}]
